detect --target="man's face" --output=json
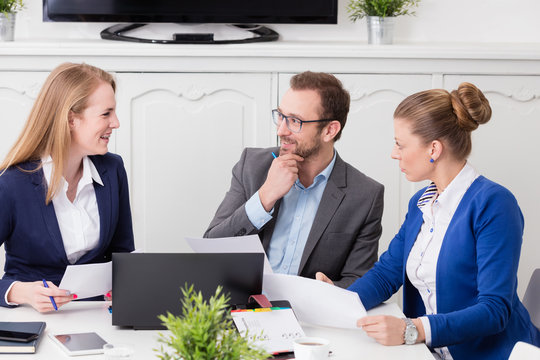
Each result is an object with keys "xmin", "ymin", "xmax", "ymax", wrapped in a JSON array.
[{"xmin": 276, "ymin": 88, "xmax": 324, "ymax": 159}]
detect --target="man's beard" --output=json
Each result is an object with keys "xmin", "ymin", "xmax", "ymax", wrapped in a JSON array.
[{"xmin": 280, "ymin": 136, "xmax": 321, "ymax": 159}]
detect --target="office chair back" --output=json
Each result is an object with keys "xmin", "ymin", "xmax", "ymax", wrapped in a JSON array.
[
  {"xmin": 523, "ymin": 268, "xmax": 540, "ymax": 330},
  {"xmin": 508, "ymin": 341, "xmax": 540, "ymax": 360}
]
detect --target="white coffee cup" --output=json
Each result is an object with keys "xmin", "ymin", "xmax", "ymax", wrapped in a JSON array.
[
  {"xmin": 103, "ymin": 343, "xmax": 134, "ymax": 359},
  {"xmin": 293, "ymin": 337, "xmax": 330, "ymax": 360}
]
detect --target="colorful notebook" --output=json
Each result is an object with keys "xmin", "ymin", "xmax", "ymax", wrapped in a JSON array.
[{"xmin": 0, "ymin": 321, "xmax": 46, "ymax": 354}]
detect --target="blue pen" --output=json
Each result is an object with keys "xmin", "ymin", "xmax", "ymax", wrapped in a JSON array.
[
  {"xmin": 271, "ymin": 152, "xmax": 278, "ymax": 159},
  {"xmin": 42, "ymin": 279, "xmax": 58, "ymax": 311}
]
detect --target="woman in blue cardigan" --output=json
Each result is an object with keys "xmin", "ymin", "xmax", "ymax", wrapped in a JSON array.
[
  {"xmin": 318, "ymin": 82, "xmax": 540, "ymax": 359},
  {"xmin": 0, "ymin": 63, "xmax": 134, "ymax": 312}
]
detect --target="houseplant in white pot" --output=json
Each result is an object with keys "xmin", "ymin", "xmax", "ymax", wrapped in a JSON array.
[
  {"xmin": 0, "ymin": 0, "xmax": 24, "ymax": 41},
  {"xmin": 347, "ymin": 0, "xmax": 420, "ymax": 44}
]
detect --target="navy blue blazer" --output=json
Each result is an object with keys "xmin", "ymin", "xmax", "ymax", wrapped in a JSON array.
[
  {"xmin": 0, "ymin": 153, "xmax": 135, "ymax": 307},
  {"xmin": 349, "ymin": 176, "xmax": 540, "ymax": 360}
]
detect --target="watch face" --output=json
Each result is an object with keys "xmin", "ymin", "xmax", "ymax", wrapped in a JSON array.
[{"xmin": 405, "ymin": 327, "xmax": 418, "ymax": 344}]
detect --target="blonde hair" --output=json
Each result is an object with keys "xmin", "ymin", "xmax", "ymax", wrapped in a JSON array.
[
  {"xmin": 394, "ymin": 82, "xmax": 491, "ymax": 161},
  {"xmin": 0, "ymin": 62, "xmax": 116, "ymax": 204}
]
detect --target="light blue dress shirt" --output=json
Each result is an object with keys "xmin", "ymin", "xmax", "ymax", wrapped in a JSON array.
[{"xmin": 245, "ymin": 152, "xmax": 337, "ymax": 275}]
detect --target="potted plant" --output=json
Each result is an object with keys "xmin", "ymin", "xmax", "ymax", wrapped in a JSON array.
[
  {"xmin": 347, "ymin": 0, "xmax": 420, "ymax": 44},
  {"xmin": 155, "ymin": 284, "xmax": 269, "ymax": 360},
  {"xmin": 0, "ymin": 0, "xmax": 24, "ymax": 41}
]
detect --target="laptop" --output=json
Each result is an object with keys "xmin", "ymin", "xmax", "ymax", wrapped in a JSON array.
[{"xmin": 112, "ymin": 253, "xmax": 264, "ymax": 329}]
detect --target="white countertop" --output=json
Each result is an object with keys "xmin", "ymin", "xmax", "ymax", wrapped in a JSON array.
[{"xmin": 2, "ymin": 39, "xmax": 540, "ymax": 59}]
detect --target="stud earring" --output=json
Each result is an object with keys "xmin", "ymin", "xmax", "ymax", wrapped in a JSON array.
[{"xmin": 430, "ymin": 158, "xmax": 434, "ymax": 163}]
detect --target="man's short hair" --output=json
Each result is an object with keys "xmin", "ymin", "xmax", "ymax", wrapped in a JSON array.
[{"xmin": 290, "ymin": 71, "xmax": 350, "ymax": 141}]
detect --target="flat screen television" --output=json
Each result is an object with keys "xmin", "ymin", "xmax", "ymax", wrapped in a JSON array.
[{"xmin": 43, "ymin": 0, "xmax": 338, "ymax": 44}]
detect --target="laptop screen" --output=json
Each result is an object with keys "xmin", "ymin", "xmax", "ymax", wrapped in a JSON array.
[{"xmin": 112, "ymin": 252, "xmax": 264, "ymax": 329}]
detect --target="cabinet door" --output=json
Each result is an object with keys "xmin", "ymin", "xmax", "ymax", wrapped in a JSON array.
[
  {"xmin": 0, "ymin": 72, "xmax": 49, "ymax": 160},
  {"xmin": 445, "ymin": 75, "xmax": 540, "ymax": 297},
  {"xmin": 279, "ymin": 74, "xmax": 432, "ymax": 258},
  {"xmin": 115, "ymin": 73, "xmax": 274, "ymax": 252}
]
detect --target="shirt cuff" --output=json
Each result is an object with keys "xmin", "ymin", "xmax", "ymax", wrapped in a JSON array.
[
  {"xmin": 5, "ymin": 281, "xmax": 20, "ymax": 306},
  {"xmin": 420, "ymin": 316, "xmax": 432, "ymax": 347},
  {"xmin": 245, "ymin": 191, "xmax": 273, "ymax": 230}
]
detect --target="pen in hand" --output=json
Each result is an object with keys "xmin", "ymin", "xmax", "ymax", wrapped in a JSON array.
[
  {"xmin": 42, "ymin": 279, "xmax": 58, "ymax": 311},
  {"xmin": 271, "ymin": 152, "xmax": 278, "ymax": 159}
]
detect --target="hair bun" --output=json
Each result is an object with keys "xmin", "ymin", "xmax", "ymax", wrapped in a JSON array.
[{"xmin": 450, "ymin": 82, "xmax": 492, "ymax": 131}]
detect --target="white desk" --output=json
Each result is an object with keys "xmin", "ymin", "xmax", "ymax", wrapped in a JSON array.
[{"xmin": 0, "ymin": 302, "xmax": 434, "ymax": 359}]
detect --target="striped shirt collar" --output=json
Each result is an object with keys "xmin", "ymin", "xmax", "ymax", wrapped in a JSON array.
[{"xmin": 417, "ymin": 182, "xmax": 438, "ymax": 208}]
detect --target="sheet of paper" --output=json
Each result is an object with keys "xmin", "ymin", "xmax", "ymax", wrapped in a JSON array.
[
  {"xmin": 262, "ymin": 273, "xmax": 366, "ymax": 329},
  {"xmin": 186, "ymin": 235, "xmax": 273, "ymax": 274},
  {"xmin": 59, "ymin": 262, "xmax": 111, "ymax": 300}
]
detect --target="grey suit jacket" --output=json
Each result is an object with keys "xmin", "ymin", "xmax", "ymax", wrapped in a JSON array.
[{"xmin": 204, "ymin": 147, "xmax": 384, "ymax": 288}]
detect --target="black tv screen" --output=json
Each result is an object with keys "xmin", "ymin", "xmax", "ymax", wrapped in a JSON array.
[{"xmin": 43, "ymin": 0, "xmax": 338, "ymax": 24}]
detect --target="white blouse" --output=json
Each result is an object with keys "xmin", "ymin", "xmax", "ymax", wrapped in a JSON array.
[
  {"xmin": 405, "ymin": 162, "xmax": 479, "ymax": 360},
  {"xmin": 42, "ymin": 156, "xmax": 102, "ymax": 264}
]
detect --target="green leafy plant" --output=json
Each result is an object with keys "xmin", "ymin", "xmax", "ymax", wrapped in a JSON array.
[
  {"xmin": 156, "ymin": 284, "xmax": 269, "ymax": 360},
  {"xmin": 0, "ymin": 0, "xmax": 24, "ymax": 16},
  {"xmin": 347, "ymin": 0, "xmax": 420, "ymax": 22}
]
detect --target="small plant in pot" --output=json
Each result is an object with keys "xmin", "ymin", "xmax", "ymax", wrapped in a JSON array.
[
  {"xmin": 0, "ymin": 0, "xmax": 24, "ymax": 41},
  {"xmin": 347, "ymin": 0, "xmax": 420, "ymax": 44},
  {"xmin": 155, "ymin": 284, "xmax": 269, "ymax": 360}
]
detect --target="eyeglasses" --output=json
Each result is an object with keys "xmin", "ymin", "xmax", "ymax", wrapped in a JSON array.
[{"xmin": 271, "ymin": 109, "xmax": 333, "ymax": 133}]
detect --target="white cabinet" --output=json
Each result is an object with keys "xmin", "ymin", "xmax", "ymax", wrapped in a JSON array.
[
  {"xmin": 444, "ymin": 75, "xmax": 540, "ymax": 295},
  {"xmin": 114, "ymin": 73, "xmax": 275, "ymax": 252},
  {"xmin": 0, "ymin": 71, "xmax": 275, "ymax": 267}
]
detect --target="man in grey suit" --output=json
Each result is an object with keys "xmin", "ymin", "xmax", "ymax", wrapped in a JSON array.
[{"xmin": 205, "ymin": 71, "xmax": 384, "ymax": 288}]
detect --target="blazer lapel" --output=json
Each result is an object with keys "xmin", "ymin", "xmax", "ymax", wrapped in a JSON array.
[
  {"xmin": 404, "ymin": 215, "xmax": 423, "ymax": 262},
  {"xmin": 31, "ymin": 169, "xmax": 69, "ymax": 264},
  {"xmin": 298, "ymin": 154, "xmax": 346, "ymax": 274},
  {"xmin": 402, "ymin": 204, "xmax": 424, "ymax": 283}
]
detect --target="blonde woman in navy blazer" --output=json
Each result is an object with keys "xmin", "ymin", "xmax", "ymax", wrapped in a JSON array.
[
  {"xmin": 0, "ymin": 63, "xmax": 134, "ymax": 312},
  {"xmin": 318, "ymin": 83, "xmax": 540, "ymax": 360}
]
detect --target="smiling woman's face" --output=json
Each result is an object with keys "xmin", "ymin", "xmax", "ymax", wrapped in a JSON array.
[{"xmin": 69, "ymin": 81, "xmax": 119, "ymax": 157}]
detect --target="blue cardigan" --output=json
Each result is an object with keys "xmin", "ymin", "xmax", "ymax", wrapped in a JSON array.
[
  {"xmin": 0, "ymin": 153, "xmax": 135, "ymax": 307},
  {"xmin": 348, "ymin": 176, "xmax": 540, "ymax": 360}
]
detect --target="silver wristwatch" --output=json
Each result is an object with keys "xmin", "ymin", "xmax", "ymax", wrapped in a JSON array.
[{"xmin": 403, "ymin": 318, "xmax": 418, "ymax": 345}]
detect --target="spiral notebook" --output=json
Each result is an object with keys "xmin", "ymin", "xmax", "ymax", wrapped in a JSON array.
[{"xmin": 231, "ymin": 303, "xmax": 305, "ymax": 356}]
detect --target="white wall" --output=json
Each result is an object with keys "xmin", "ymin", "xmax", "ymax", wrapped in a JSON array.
[{"xmin": 15, "ymin": 0, "xmax": 540, "ymax": 43}]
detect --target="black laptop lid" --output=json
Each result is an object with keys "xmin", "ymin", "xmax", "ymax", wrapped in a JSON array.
[{"xmin": 112, "ymin": 253, "xmax": 264, "ymax": 329}]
